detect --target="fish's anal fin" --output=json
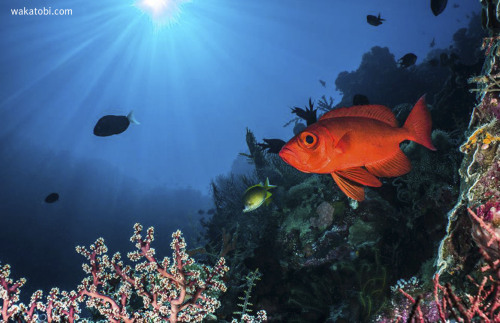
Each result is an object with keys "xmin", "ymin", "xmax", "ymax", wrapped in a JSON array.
[
  {"xmin": 265, "ymin": 191, "xmax": 273, "ymax": 206},
  {"xmin": 334, "ymin": 131, "xmax": 352, "ymax": 154},
  {"xmin": 331, "ymin": 172, "xmax": 365, "ymax": 201},
  {"xmin": 319, "ymin": 105, "xmax": 397, "ymax": 127},
  {"xmin": 365, "ymin": 149, "xmax": 411, "ymax": 177},
  {"xmin": 336, "ymin": 167, "xmax": 382, "ymax": 187}
]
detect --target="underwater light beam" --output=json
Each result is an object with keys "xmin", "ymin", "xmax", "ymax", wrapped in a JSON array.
[{"xmin": 135, "ymin": 0, "xmax": 190, "ymax": 26}]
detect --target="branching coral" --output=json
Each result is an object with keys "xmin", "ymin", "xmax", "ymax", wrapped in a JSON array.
[
  {"xmin": 0, "ymin": 225, "xmax": 229, "ymax": 322},
  {"xmin": 232, "ymin": 269, "xmax": 267, "ymax": 323}
]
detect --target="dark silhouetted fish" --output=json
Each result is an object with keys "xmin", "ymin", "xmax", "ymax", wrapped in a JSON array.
[
  {"xmin": 93, "ymin": 111, "xmax": 140, "ymax": 137},
  {"xmin": 398, "ymin": 53, "xmax": 417, "ymax": 68},
  {"xmin": 45, "ymin": 193, "xmax": 59, "ymax": 203},
  {"xmin": 367, "ymin": 13, "xmax": 385, "ymax": 26},
  {"xmin": 319, "ymin": 80, "xmax": 326, "ymax": 87},
  {"xmin": 258, "ymin": 138, "xmax": 286, "ymax": 154},
  {"xmin": 453, "ymin": 4, "xmax": 459, "ymax": 8},
  {"xmin": 207, "ymin": 208, "xmax": 215, "ymax": 215},
  {"xmin": 430, "ymin": 37, "xmax": 435, "ymax": 47},
  {"xmin": 292, "ymin": 98, "xmax": 317, "ymax": 126},
  {"xmin": 198, "ymin": 209, "xmax": 205, "ymax": 215},
  {"xmin": 352, "ymin": 94, "xmax": 370, "ymax": 106},
  {"xmin": 431, "ymin": 0, "xmax": 448, "ymax": 16}
]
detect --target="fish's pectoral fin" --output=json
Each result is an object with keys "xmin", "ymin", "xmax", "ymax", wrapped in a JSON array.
[
  {"xmin": 336, "ymin": 167, "xmax": 382, "ymax": 187},
  {"xmin": 334, "ymin": 131, "xmax": 352, "ymax": 154},
  {"xmin": 331, "ymin": 172, "xmax": 365, "ymax": 201},
  {"xmin": 365, "ymin": 149, "xmax": 412, "ymax": 178}
]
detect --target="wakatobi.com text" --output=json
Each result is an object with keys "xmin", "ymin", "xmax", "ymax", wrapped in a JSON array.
[{"xmin": 11, "ymin": 7, "xmax": 72, "ymax": 16}]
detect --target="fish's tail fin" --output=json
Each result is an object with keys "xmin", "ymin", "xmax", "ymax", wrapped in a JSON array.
[
  {"xmin": 378, "ymin": 13, "xmax": 385, "ymax": 21},
  {"xmin": 403, "ymin": 95, "xmax": 436, "ymax": 151},
  {"xmin": 127, "ymin": 110, "xmax": 140, "ymax": 125}
]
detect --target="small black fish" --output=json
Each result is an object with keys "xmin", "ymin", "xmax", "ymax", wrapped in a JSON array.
[
  {"xmin": 93, "ymin": 111, "xmax": 140, "ymax": 137},
  {"xmin": 198, "ymin": 209, "xmax": 205, "ymax": 215},
  {"xmin": 453, "ymin": 4, "xmax": 459, "ymax": 8},
  {"xmin": 207, "ymin": 208, "xmax": 215, "ymax": 215},
  {"xmin": 367, "ymin": 13, "xmax": 385, "ymax": 26},
  {"xmin": 431, "ymin": 0, "xmax": 448, "ymax": 16},
  {"xmin": 45, "ymin": 193, "xmax": 59, "ymax": 203},
  {"xmin": 291, "ymin": 98, "xmax": 317, "ymax": 126},
  {"xmin": 430, "ymin": 37, "xmax": 435, "ymax": 48},
  {"xmin": 258, "ymin": 138, "xmax": 286, "ymax": 154},
  {"xmin": 398, "ymin": 53, "xmax": 417, "ymax": 68},
  {"xmin": 352, "ymin": 94, "xmax": 370, "ymax": 106},
  {"xmin": 319, "ymin": 80, "xmax": 326, "ymax": 87}
]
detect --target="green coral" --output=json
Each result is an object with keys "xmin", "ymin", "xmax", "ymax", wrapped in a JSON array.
[
  {"xmin": 281, "ymin": 205, "xmax": 314, "ymax": 238},
  {"xmin": 348, "ymin": 219, "xmax": 379, "ymax": 248}
]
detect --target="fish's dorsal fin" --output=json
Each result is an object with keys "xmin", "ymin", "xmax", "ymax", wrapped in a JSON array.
[
  {"xmin": 365, "ymin": 149, "xmax": 411, "ymax": 177},
  {"xmin": 331, "ymin": 172, "xmax": 366, "ymax": 201},
  {"xmin": 319, "ymin": 105, "xmax": 398, "ymax": 127},
  {"xmin": 335, "ymin": 167, "xmax": 382, "ymax": 187}
]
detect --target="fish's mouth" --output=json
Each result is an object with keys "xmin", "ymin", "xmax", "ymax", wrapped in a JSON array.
[
  {"xmin": 278, "ymin": 147, "xmax": 296, "ymax": 165},
  {"xmin": 279, "ymin": 147, "xmax": 314, "ymax": 173}
]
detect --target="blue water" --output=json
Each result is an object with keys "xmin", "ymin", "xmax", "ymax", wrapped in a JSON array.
[{"xmin": 0, "ymin": 0, "xmax": 482, "ymax": 314}]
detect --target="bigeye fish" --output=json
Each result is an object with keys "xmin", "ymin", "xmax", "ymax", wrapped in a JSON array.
[
  {"xmin": 243, "ymin": 178, "xmax": 277, "ymax": 213},
  {"xmin": 279, "ymin": 96, "xmax": 436, "ymax": 201}
]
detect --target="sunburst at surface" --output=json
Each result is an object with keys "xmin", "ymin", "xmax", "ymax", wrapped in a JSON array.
[{"xmin": 135, "ymin": 0, "xmax": 190, "ymax": 26}]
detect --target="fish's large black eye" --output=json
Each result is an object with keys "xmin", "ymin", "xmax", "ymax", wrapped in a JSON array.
[{"xmin": 299, "ymin": 131, "xmax": 318, "ymax": 148}]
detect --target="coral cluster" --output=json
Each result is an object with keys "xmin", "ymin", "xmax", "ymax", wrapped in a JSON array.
[{"xmin": 0, "ymin": 224, "xmax": 228, "ymax": 322}]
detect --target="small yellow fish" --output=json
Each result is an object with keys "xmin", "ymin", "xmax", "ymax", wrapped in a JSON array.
[{"xmin": 243, "ymin": 178, "xmax": 277, "ymax": 213}]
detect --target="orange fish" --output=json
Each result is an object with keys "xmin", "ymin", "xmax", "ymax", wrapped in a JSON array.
[{"xmin": 279, "ymin": 96, "xmax": 436, "ymax": 201}]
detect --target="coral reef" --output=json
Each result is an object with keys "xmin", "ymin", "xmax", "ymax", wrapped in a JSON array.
[
  {"xmin": 196, "ymin": 13, "xmax": 490, "ymax": 322},
  {"xmin": 0, "ymin": 225, "xmax": 228, "ymax": 322}
]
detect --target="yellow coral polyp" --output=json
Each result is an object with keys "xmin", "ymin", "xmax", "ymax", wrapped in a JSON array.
[{"xmin": 461, "ymin": 126, "xmax": 500, "ymax": 152}]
